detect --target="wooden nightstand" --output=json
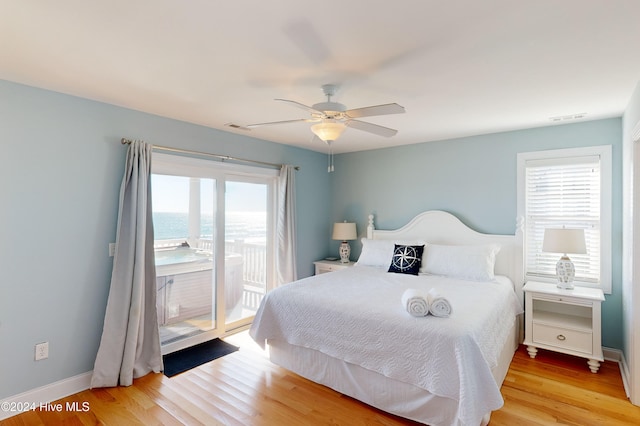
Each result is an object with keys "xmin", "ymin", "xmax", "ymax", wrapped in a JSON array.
[
  {"xmin": 313, "ymin": 259, "xmax": 355, "ymax": 275},
  {"xmin": 523, "ymin": 281, "xmax": 605, "ymax": 373}
]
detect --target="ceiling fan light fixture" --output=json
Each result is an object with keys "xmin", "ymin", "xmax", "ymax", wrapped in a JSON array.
[
  {"xmin": 311, "ymin": 121, "xmax": 346, "ymax": 142},
  {"xmin": 249, "ymin": 84, "xmax": 403, "ymax": 144}
]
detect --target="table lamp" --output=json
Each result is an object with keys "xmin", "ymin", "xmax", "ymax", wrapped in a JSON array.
[
  {"xmin": 332, "ymin": 221, "xmax": 357, "ymax": 263},
  {"xmin": 542, "ymin": 228, "xmax": 587, "ymax": 289}
]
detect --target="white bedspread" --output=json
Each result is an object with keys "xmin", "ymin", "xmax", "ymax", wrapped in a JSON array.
[{"xmin": 250, "ymin": 266, "xmax": 522, "ymax": 426}]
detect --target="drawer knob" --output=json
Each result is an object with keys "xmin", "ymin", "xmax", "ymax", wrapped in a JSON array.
[{"xmin": 557, "ymin": 334, "xmax": 566, "ymax": 341}]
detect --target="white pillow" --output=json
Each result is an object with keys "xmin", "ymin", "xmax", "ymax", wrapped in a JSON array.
[
  {"xmin": 420, "ymin": 244, "xmax": 501, "ymax": 281},
  {"xmin": 356, "ymin": 238, "xmax": 427, "ymax": 268},
  {"xmin": 355, "ymin": 238, "xmax": 395, "ymax": 267}
]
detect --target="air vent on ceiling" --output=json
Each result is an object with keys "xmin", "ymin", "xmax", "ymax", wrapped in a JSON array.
[
  {"xmin": 224, "ymin": 123, "xmax": 251, "ymax": 131},
  {"xmin": 549, "ymin": 113, "xmax": 587, "ymax": 122}
]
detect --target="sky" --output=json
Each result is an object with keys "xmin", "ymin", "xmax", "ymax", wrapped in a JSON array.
[{"xmin": 151, "ymin": 174, "xmax": 267, "ymax": 213}]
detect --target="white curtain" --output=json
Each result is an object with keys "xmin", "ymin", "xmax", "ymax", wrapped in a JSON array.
[
  {"xmin": 91, "ymin": 140, "xmax": 162, "ymax": 388},
  {"xmin": 276, "ymin": 165, "xmax": 297, "ymax": 285}
]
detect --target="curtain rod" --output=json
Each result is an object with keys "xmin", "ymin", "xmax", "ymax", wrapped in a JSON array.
[{"xmin": 120, "ymin": 138, "xmax": 299, "ymax": 170}]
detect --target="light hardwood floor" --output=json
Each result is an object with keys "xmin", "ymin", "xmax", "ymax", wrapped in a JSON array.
[{"xmin": 3, "ymin": 333, "xmax": 640, "ymax": 425}]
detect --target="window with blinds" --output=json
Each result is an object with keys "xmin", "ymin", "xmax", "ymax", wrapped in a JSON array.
[{"xmin": 517, "ymin": 146, "xmax": 612, "ymax": 293}]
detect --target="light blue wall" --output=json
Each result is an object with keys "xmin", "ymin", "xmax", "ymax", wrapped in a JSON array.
[
  {"xmin": 0, "ymin": 79, "xmax": 330, "ymax": 399},
  {"xmin": 330, "ymin": 118, "xmax": 623, "ymax": 349}
]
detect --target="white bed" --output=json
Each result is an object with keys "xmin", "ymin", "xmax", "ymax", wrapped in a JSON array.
[{"xmin": 250, "ymin": 211, "xmax": 524, "ymax": 426}]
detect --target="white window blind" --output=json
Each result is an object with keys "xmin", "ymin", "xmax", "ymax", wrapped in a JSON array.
[{"xmin": 524, "ymin": 155, "xmax": 601, "ymax": 283}]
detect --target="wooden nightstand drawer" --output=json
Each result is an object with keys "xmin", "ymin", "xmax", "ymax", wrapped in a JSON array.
[
  {"xmin": 314, "ymin": 260, "xmax": 354, "ymax": 275},
  {"xmin": 532, "ymin": 292, "xmax": 594, "ymax": 308},
  {"xmin": 318, "ymin": 264, "xmax": 342, "ymax": 273},
  {"xmin": 532, "ymin": 323, "xmax": 592, "ymax": 354}
]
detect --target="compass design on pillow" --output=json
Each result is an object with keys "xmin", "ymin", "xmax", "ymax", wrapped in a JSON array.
[{"xmin": 391, "ymin": 245, "xmax": 422, "ymax": 271}]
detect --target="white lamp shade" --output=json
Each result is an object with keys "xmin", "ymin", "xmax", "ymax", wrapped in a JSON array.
[
  {"xmin": 311, "ymin": 121, "xmax": 346, "ymax": 142},
  {"xmin": 332, "ymin": 222, "xmax": 357, "ymax": 241},
  {"xmin": 542, "ymin": 228, "xmax": 587, "ymax": 254}
]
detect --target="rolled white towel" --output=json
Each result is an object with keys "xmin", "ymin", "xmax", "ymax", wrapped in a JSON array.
[
  {"xmin": 401, "ymin": 288, "xmax": 430, "ymax": 317},
  {"xmin": 427, "ymin": 288, "xmax": 452, "ymax": 317}
]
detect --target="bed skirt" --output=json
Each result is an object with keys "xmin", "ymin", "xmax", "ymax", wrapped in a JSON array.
[{"xmin": 267, "ymin": 318, "xmax": 518, "ymax": 426}]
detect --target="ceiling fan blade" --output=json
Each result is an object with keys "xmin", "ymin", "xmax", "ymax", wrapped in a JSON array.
[
  {"xmin": 345, "ymin": 103, "xmax": 405, "ymax": 118},
  {"xmin": 275, "ymin": 98, "xmax": 324, "ymax": 114},
  {"xmin": 246, "ymin": 118, "xmax": 316, "ymax": 128},
  {"xmin": 346, "ymin": 119, "xmax": 398, "ymax": 137}
]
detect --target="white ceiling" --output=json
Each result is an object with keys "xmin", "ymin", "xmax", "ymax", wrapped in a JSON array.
[{"xmin": 1, "ymin": 0, "xmax": 639, "ymax": 154}]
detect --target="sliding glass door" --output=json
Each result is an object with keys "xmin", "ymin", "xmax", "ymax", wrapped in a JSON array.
[
  {"xmin": 224, "ymin": 180, "xmax": 270, "ymax": 327},
  {"xmin": 152, "ymin": 174, "xmax": 217, "ymax": 351},
  {"xmin": 151, "ymin": 153, "xmax": 275, "ymax": 354}
]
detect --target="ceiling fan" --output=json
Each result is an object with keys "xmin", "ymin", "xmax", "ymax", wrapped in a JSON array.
[{"xmin": 246, "ymin": 84, "xmax": 405, "ymax": 143}]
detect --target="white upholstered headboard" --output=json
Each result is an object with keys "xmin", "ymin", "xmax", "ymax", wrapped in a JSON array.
[{"xmin": 367, "ymin": 210, "xmax": 524, "ymax": 305}]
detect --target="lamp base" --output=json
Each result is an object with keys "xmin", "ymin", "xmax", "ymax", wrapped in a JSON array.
[
  {"xmin": 339, "ymin": 241, "xmax": 351, "ymax": 263},
  {"xmin": 556, "ymin": 255, "xmax": 575, "ymax": 290}
]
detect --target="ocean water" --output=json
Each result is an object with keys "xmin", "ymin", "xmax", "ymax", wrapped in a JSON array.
[{"xmin": 153, "ymin": 211, "xmax": 266, "ymax": 242}]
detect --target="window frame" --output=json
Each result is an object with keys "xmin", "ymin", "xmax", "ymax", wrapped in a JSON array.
[{"xmin": 517, "ymin": 145, "xmax": 612, "ymax": 293}]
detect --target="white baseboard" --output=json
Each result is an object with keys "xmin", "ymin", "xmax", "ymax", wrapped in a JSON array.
[
  {"xmin": 604, "ymin": 346, "xmax": 622, "ymax": 362},
  {"xmin": 603, "ymin": 346, "xmax": 631, "ymax": 399},
  {"xmin": 0, "ymin": 371, "xmax": 92, "ymax": 421}
]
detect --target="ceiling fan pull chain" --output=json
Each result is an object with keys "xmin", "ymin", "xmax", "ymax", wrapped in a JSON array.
[{"xmin": 327, "ymin": 141, "xmax": 334, "ymax": 173}]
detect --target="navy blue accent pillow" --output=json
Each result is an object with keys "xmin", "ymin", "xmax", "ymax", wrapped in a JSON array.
[{"xmin": 388, "ymin": 244, "xmax": 425, "ymax": 275}]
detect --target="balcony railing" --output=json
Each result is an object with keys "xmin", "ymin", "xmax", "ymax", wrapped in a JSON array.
[{"xmin": 224, "ymin": 239, "xmax": 266, "ymax": 286}]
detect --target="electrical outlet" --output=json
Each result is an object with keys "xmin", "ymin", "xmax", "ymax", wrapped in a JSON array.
[
  {"xmin": 35, "ymin": 342, "xmax": 49, "ymax": 361},
  {"xmin": 109, "ymin": 243, "xmax": 116, "ymax": 257}
]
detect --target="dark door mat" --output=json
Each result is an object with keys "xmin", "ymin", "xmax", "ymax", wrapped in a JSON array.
[{"xmin": 163, "ymin": 338, "xmax": 239, "ymax": 377}]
